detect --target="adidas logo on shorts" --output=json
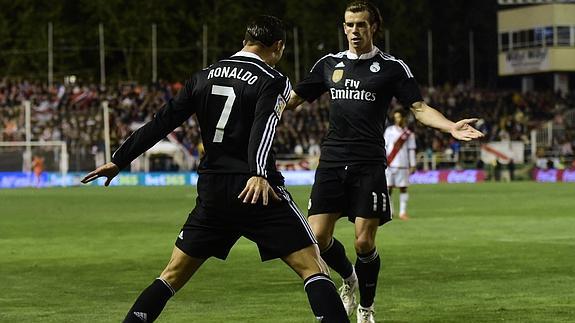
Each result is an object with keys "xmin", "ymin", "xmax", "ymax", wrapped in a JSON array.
[{"xmin": 133, "ymin": 311, "xmax": 148, "ymax": 322}]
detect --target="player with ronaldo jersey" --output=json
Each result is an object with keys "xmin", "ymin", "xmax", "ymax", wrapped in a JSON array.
[
  {"xmin": 286, "ymin": 1, "xmax": 484, "ymax": 322},
  {"xmin": 82, "ymin": 16, "xmax": 348, "ymax": 323},
  {"xmin": 384, "ymin": 110, "xmax": 416, "ymax": 220}
]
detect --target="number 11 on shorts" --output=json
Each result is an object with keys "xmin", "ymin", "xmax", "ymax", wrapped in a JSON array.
[{"xmin": 372, "ymin": 192, "xmax": 388, "ymax": 212}]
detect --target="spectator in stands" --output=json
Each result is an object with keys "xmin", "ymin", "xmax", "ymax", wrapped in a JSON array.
[
  {"xmin": 508, "ymin": 159, "xmax": 515, "ymax": 181},
  {"xmin": 560, "ymin": 137, "xmax": 573, "ymax": 157},
  {"xmin": 494, "ymin": 159, "xmax": 502, "ymax": 181}
]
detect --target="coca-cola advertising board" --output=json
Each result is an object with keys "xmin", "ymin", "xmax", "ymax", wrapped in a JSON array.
[
  {"xmin": 409, "ymin": 170, "xmax": 486, "ymax": 184},
  {"xmin": 533, "ymin": 169, "xmax": 575, "ymax": 183}
]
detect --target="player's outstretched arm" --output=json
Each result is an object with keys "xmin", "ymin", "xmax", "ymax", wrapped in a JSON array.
[
  {"xmin": 81, "ymin": 162, "xmax": 119, "ymax": 186},
  {"xmin": 111, "ymin": 79, "xmax": 196, "ymax": 170},
  {"xmin": 410, "ymin": 101, "xmax": 484, "ymax": 141},
  {"xmin": 238, "ymin": 176, "xmax": 281, "ymax": 206}
]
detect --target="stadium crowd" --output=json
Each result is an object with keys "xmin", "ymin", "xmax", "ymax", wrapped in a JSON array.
[
  {"xmin": 1, "ymin": 79, "xmax": 574, "ymax": 171},
  {"xmin": 0, "ymin": 80, "xmax": 202, "ymax": 169},
  {"xmin": 411, "ymin": 84, "xmax": 575, "ymax": 162}
]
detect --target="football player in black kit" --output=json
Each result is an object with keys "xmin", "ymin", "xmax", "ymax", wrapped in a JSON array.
[
  {"xmin": 82, "ymin": 15, "xmax": 349, "ymax": 323},
  {"xmin": 286, "ymin": 1, "xmax": 483, "ymax": 322}
]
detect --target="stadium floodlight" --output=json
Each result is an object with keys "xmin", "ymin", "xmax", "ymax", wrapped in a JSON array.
[{"xmin": 64, "ymin": 75, "xmax": 77, "ymax": 85}]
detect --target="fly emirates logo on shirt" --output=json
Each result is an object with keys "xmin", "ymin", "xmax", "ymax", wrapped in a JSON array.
[{"xmin": 329, "ymin": 79, "xmax": 376, "ymax": 102}]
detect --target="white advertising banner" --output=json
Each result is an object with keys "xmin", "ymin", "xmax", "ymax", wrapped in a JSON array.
[
  {"xmin": 480, "ymin": 141, "xmax": 524, "ymax": 164},
  {"xmin": 499, "ymin": 48, "xmax": 550, "ymax": 75}
]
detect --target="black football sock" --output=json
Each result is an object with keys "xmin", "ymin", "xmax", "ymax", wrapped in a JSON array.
[
  {"xmin": 321, "ymin": 238, "xmax": 354, "ymax": 280},
  {"xmin": 355, "ymin": 248, "xmax": 380, "ymax": 308},
  {"xmin": 123, "ymin": 278, "xmax": 175, "ymax": 323},
  {"xmin": 304, "ymin": 273, "xmax": 350, "ymax": 323}
]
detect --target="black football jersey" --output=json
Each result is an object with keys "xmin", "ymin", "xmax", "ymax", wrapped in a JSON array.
[
  {"xmin": 112, "ymin": 51, "xmax": 291, "ymax": 185},
  {"xmin": 294, "ymin": 46, "xmax": 422, "ymax": 168}
]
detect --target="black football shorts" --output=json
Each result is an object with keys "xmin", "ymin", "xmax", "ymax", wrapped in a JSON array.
[
  {"xmin": 175, "ymin": 174, "xmax": 317, "ymax": 261},
  {"xmin": 308, "ymin": 164, "xmax": 392, "ymax": 226}
]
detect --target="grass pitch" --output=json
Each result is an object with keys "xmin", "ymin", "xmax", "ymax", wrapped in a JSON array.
[{"xmin": 1, "ymin": 182, "xmax": 574, "ymax": 322}]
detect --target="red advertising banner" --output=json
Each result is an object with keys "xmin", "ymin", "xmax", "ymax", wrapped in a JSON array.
[
  {"xmin": 532, "ymin": 169, "xmax": 575, "ymax": 183},
  {"xmin": 409, "ymin": 170, "xmax": 486, "ymax": 184}
]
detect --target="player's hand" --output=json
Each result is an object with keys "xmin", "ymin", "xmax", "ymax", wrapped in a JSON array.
[
  {"xmin": 81, "ymin": 162, "xmax": 120, "ymax": 186},
  {"xmin": 238, "ymin": 176, "xmax": 282, "ymax": 206},
  {"xmin": 449, "ymin": 119, "xmax": 484, "ymax": 141},
  {"xmin": 409, "ymin": 167, "xmax": 416, "ymax": 174}
]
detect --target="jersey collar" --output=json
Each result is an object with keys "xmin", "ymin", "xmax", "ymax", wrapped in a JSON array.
[
  {"xmin": 345, "ymin": 46, "xmax": 379, "ymax": 60},
  {"xmin": 231, "ymin": 51, "xmax": 265, "ymax": 62}
]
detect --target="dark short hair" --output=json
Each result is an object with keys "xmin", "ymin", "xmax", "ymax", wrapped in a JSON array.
[
  {"xmin": 345, "ymin": 0, "xmax": 383, "ymax": 34},
  {"xmin": 244, "ymin": 15, "xmax": 286, "ymax": 47}
]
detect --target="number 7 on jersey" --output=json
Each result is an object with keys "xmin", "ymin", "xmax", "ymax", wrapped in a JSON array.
[{"xmin": 211, "ymin": 85, "xmax": 236, "ymax": 143}]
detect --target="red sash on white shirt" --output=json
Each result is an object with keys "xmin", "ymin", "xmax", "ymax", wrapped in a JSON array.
[{"xmin": 387, "ymin": 128, "xmax": 411, "ymax": 165}]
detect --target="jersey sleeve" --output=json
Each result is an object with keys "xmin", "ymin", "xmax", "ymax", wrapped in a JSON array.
[
  {"xmin": 293, "ymin": 57, "xmax": 327, "ymax": 102},
  {"xmin": 111, "ymin": 77, "xmax": 197, "ymax": 170},
  {"xmin": 384, "ymin": 127, "xmax": 393, "ymax": 155},
  {"xmin": 392, "ymin": 61, "xmax": 423, "ymax": 108},
  {"xmin": 408, "ymin": 132, "xmax": 416, "ymax": 150},
  {"xmin": 408, "ymin": 133, "xmax": 417, "ymax": 167},
  {"xmin": 248, "ymin": 76, "xmax": 291, "ymax": 178}
]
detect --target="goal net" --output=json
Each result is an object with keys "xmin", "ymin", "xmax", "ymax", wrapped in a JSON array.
[{"xmin": 0, "ymin": 141, "xmax": 69, "ymax": 175}]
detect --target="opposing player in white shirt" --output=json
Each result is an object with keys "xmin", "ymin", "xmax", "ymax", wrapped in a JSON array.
[{"xmin": 384, "ymin": 110, "xmax": 416, "ymax": 220}]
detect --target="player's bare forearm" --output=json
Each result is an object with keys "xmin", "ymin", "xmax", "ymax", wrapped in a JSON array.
[
  {"xmin": 410, "ymin": 101, "xmax": 454, "ymax": 133},
  {"xmin": 410, "ymin": 101, "xmax": 484, "ymax": 141},
  {"xmin": 285, "ymin": 90, "xmax": 305, "ymax": 110}
]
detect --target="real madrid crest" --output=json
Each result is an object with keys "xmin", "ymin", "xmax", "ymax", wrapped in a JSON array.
[
  {"xmin": 332, "ymin": 69, "xmax": 344, "ymax": 83},
  {"xmin": 370, "ymin": 62, "xmax": 380, "ymax": 73}
]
